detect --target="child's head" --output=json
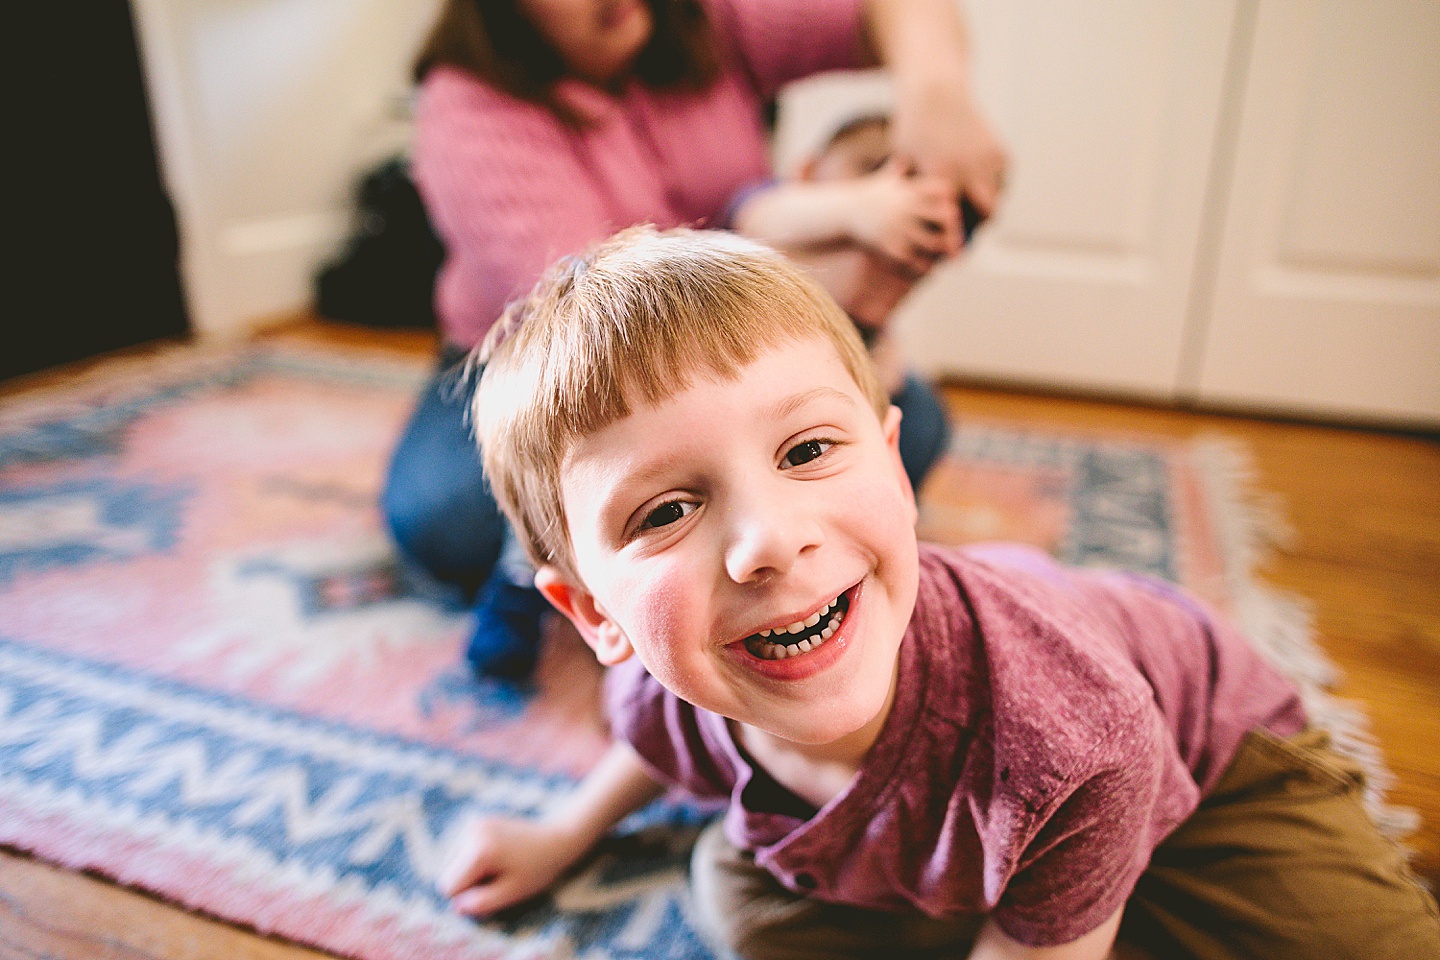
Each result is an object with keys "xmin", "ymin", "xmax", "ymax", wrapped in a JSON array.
[
  {"xmin": 474, "ymin": 226, "xmax": 921, "ymax": 746},
  {"xmin": 475, "ymin": 226, "xmax": 889, "ymax": 581},
  {"xmin": 804, "ymin": 113, "xmax": 891, "ymax": 183}
]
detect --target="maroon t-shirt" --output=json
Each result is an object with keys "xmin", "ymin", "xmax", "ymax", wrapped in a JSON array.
[{"xmin": 605, "ymin": 542, "xmax": 1307, "ymax": 946}]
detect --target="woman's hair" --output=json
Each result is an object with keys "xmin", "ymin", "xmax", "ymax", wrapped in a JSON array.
[
  {"xmin": 472, "ymin": 226, "xmax": 888, "ymax": 581},
  {"xmin": 413, "ymin": 0, "xmax": 719, "ymax": 126}
]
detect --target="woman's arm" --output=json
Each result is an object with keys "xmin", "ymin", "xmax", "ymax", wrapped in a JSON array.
[{"xmin": 861, "ymin": 0, "xmax": 1009, "ymax": 216}]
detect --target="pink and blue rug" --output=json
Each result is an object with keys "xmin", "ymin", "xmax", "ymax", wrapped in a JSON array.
[{"xmin": 0, "ymin": 344, "xmax": 1363, "ymax": 959}]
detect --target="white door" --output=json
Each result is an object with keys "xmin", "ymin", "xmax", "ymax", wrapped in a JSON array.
[
  {"xmin": 1187, "ymin": 0, "xmax": 1440, "ymax": 426},
  {"xmin": 883, "ymin": 0, "xmax": 1244, "ymax": 400}
]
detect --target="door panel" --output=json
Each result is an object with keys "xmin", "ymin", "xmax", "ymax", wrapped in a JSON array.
[{"xmin": 1191, "ymin": 0, "xmax": 1440, "ymax": 425}]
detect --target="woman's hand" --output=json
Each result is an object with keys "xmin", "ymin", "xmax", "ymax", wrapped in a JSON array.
[
  {"xmin": 890, "ymin": 78, "xmax": 1009, "ymax": 219},
  {"xmin": 848, "ymin": 158, "xmax": 963, "ymax": 274},
  {"xmin": 865, "ymin": 0, "xmax": 1010, "ymax": 217},
  {"xmin": 437, "ymin": 813, "xmax": 592, "ymax": 916}
]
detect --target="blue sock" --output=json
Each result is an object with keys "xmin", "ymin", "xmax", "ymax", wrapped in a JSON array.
[{"xmin": 465, "ymin": 571, "xmax": 549, "ymax": 680}]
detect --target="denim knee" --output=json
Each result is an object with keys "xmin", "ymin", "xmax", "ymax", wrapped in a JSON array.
[
  {"xmin": 892, "ymin": 374, "xmax": 952, "ymax": 493},
  {"xmin": 381, "ymin": 467, "xmax": 506, "ymax": 585},
  {"xmin": 382, "ymin": 357, "xmax": 507, "ymax": 585}
]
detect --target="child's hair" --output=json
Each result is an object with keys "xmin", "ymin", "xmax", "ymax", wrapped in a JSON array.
[
  {"xmin": 472, "ymin": 225, "xmax": 888, "ymax": 581},
  {"xmin": 825, "ymin": 111, "xmax": 889, "ymax": 150}
]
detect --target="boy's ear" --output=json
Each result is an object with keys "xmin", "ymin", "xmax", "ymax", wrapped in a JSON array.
[
  {"xmin": 883, "ymin": 405, "xmax": 918, "ymax": 517},
  {"xmin": 533, "ymin": 566, "xmax": 634, "ymax": 666}
]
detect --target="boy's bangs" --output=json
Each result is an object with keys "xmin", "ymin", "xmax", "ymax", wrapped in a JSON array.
[{"xmin": 544, "ymin": 269, "xmax": 835, "ymax": 443}]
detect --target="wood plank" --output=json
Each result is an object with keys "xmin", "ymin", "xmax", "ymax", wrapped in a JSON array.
[{"xmin": 0, "ymin": 849, "xmax": 337, "ymax": 960}]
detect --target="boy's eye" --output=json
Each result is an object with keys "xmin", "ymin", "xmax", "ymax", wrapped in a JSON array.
[
  {"xmin": 783, "ymin": 439, "xmax": 832, "ymax": 468},
  {"xmin": 640, "ymin": 499, "xmax": 696, "ymax": 530}
]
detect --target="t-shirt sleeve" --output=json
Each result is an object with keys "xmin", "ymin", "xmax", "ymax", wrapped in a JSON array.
[
  {"xmin": 603, "ymin": 658, "xmax": 736, "ymax": 800},
  {"xmin": 991, "ymin": 710, "xmax": 1172, "ymax": 947},
  {"xmin": 707, "ymin": 0, "xmax": 868, "ymax": 101},
  {"xmin": 411, "ymin": 69, "xmax": 617, "ymax": 337},
  {"xmin": 718, "ymin": 176, "xmax": 777, "ymax": 229}
]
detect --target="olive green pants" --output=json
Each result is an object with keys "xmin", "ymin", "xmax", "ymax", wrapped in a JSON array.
[{"xmin": 689, "ymin": 729, "xmax": 1440, "ymax": 960}]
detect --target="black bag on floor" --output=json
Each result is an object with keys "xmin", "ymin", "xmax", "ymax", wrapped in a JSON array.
[{"xmin": 315, "ymin": 156, "xmax": 443, "ymax": 329}]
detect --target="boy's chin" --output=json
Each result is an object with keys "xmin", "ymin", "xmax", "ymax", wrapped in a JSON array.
[{"xmin": 751, "ymin": 699, "xmax": 890, "ymax": 750}]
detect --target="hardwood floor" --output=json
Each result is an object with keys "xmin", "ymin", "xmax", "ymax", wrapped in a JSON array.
[{"xmin": 2, "ymin": 319, "xmax": 1436, "ymax": 958}]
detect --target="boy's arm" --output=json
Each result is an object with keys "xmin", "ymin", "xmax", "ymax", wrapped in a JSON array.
[
  {"xmin": 967, "ymin": 908, "xmax": 1123, "ymax": 960},
  {"xmin": 731, "ymin": 180, "xmax": 867, "ymax": 250},
  {"xmin": 732, "ymin": 164, "xmax": 961, "ymax": 275},
  {"xmin": 438, "ymin": 740, "xmax": 664, "ymax": 915}
]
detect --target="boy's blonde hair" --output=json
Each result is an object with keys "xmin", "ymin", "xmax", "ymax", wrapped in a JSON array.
[{"xmin": 472, "ymin": 225, "xmax": 888, "ymax": 581}]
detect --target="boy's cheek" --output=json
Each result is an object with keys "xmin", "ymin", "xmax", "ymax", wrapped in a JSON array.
[
  {"xmin": 849, "ymin": 472, "xmax": 920, "ymax": 553},
  {"xmin": 608, "ymin": 565, "xmax": 702, "ymax": 674}
]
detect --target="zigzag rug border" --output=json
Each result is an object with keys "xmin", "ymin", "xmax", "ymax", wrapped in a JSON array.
[{"xmin": 0, "ymin": 636, "xmax": 711, "ymax": 960}]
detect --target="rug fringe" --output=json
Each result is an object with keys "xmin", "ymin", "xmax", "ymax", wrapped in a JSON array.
[{"xmin": 1191, "ymin": 436, "xmax": 1421, "ymax": 848}]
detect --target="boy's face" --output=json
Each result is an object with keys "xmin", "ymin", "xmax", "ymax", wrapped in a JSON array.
[{"xmin": 538, "ymin": 335, "xmax": 920, "ymax": 748}]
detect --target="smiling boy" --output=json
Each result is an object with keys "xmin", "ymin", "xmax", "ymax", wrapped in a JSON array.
[{"xmin": 440, "ymin": 226, "xmax": 1440, "ymax": 959}]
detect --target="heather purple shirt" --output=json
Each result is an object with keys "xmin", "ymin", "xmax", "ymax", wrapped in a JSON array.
[
  {"xmin": 410, "ymin": 0, "xmax": 866, "ymax": 349},
  {"xmin": 605, "ymin": 542, "xmax": 1307, "ymax": 946}
]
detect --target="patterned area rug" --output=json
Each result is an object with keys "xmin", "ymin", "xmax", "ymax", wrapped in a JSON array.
[{"xmin": 0, "ymin": 344, "xmax": 1385, "ymax": 959}]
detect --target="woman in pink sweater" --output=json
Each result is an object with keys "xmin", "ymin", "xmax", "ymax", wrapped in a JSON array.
[{"xmin": 382, "ymin": 0, "xmax": 1007, "ymax": 679}]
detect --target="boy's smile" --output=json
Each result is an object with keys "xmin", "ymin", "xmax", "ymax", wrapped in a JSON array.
[
  {"xmin": 739, "ymin": 586, "xmax": 850, "ymax": 662},
  {"xmin": 538, "ymin": 336, "xmax": 920, "ymax": 754}
]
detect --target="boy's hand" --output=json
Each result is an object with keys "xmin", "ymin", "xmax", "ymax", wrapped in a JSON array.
[
  {"xmin": 847, "ymin": 158, "xmax": 963, "ymax": 275},
  {"xmin": 437, "ymin": 814, "xmax": 590, "ymax": 916},
  {"xmin": 437, "ymin": 741, "xmax": 665, "ymax": 917}
]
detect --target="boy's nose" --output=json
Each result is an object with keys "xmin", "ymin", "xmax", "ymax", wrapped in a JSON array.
[{"xmin": 723, "ymin": 489, "xmax": 824, "ymax": 584}]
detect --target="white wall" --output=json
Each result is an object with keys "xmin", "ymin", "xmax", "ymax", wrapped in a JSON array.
[{"xmin": 132, "ymin": 0, "xmax": 442, "ymax": 337}]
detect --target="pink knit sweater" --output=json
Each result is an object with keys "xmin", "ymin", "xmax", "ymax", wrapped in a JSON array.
[{"xmin": 410, "ymin": 0, "xmax": 866, "ymax": 348}]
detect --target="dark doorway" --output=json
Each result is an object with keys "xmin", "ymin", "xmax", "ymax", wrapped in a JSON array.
[{"xmin": 10, "ymin": 2, "xmax": 190, "ymax": 382}]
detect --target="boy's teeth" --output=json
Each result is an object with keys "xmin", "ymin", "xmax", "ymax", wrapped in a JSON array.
[
  {"xmin": 769, "ymin": 600, "xmax": 835, "ymax": 637},
  {"xmin": 745, "ymin": 595, "xmax": 848, "ymax": 661}
]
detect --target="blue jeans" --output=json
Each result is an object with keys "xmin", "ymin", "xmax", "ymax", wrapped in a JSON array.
[
  {"xmin": 891, "ymin": 372, "xmax": 952, "ymax": 495},
  {"xmin": 381, "ymin": 350, "xmax": 952, "ymax": 591},
  {"xmin": 382, "ymin": 347, "xmax": 504, "ymax": 595}
]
